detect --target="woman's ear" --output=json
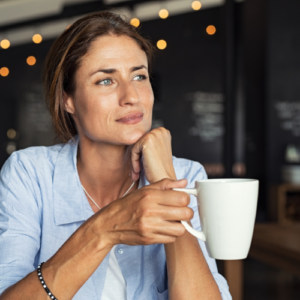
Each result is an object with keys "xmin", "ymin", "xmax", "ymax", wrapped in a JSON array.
[{"xmin": 63, "ymin": 91, "xmax": 76, "ymax": 115}]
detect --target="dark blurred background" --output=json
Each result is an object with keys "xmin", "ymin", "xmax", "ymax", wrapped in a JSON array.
[{"xmin": 1, "ymin": 0, "xmax": 300, "ymax": 299}]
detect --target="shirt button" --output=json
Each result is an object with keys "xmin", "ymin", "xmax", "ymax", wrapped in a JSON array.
[{"xmin": 117, "ymin": 248, "xmax": 123, "ymax": 255}]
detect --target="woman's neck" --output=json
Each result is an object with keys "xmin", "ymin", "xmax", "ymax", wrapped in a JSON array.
[{"xmin": 77, "ymin": 136, "xmax": 137, "ymax": 208}]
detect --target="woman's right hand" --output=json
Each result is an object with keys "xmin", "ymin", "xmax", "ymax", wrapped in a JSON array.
[{"xmin": 92, "ymin": 178, "xmax": 194, "ymax": 247}]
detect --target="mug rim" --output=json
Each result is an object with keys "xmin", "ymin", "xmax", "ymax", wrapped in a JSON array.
[{"xmin": 196, "ymin": 178, "xmax": 258, "ymax": 184}]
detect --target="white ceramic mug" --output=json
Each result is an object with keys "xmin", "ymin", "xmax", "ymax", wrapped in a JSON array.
[{"xmin": 174, "ymin": 179, "xmax": 259, "ymax": 260}]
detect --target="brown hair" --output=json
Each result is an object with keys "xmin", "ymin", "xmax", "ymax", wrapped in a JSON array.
[{"xmin": 43, "ymin": 11, "xmax": 155, "ymax": 142}]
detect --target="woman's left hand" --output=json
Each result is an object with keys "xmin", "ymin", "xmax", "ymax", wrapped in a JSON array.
[{"xmin": 130, "ymin": 127, "xmax": 176, "ymax": 183}]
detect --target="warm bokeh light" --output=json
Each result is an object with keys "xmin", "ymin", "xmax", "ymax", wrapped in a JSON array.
[
  {"xmin": 130, "ymin": 18, "xmax": 140, "ymax": 28},
  {"xmin": 7, "ymin": 129, "xmax": 17, "ymax": 139},
  {"xmin": 32, "ymin": 34, "xmax": 43, "ymax": 44},
  {"xmin": 192, "ymin": 1, "xmax": 202, "ymax": 10},
  {"xmin": 159, "ymin": 9, "xmax": 169, "ymax": 19},
  {"xmin": 0, "ymin": 67, "xmax": 9, "ymax": 77},
  {"xmin": 6, "ymin": 142, "xmax": 16, "ymax": 154},
  {"xmin": 202, "ymin": 163, "xmax": 225, "ymax": 177},
  {"xmin": 157, "ymin": 39, "xmax": 167, "ymax": 50},
  {"xmin": 206, "ymin": 25, "xmax": 216, "ymax": 35},
  {"xmin": 1, "ymin": 39, "xmax": 10, "ymax": 49},
  {"xmin": 27, "ymin": 56, "xmax": 36, "ymax": 66}
]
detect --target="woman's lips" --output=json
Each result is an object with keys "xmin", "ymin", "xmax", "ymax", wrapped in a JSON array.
[{"xmin": 116, "ymin": 113, "xmax": 144, "ymax": 124}]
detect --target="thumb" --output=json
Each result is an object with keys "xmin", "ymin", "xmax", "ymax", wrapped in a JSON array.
[{"xmin": 148, "ymin": 178, "xmax": 188, "ymax": 191}]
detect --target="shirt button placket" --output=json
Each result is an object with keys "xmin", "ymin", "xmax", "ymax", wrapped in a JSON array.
[{"xmin": 117, "ymin": 248, "xmax": 123, "ymax": 255}]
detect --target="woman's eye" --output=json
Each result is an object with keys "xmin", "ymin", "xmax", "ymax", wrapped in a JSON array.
[
  {"xmin": 98, "ymin": 79, "xmax": 112, "ymax": 86},
  {"xmin": 133, "ymin": 75, "xmax": 147, "ymax": 81}
]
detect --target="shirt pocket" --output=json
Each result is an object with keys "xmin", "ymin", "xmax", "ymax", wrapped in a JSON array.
[
  {"xmin": 152, "ymin": 270, "xmax": 169, "ymax": 300},
  {"xmin": 155, "ymin": 288, "xmax": 168, "ymax": 300}
]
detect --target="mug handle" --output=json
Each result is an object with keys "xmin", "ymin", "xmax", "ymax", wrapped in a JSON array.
[{"xmin": 173, "ymin": 188, "xmax": 206, "ymax": 241}]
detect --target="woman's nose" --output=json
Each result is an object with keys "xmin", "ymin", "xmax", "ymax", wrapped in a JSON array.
[{"xmin": 119, "ymin": 82, "xmax": 140, "ymax": 106}]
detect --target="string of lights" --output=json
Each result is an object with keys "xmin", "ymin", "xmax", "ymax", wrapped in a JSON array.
[{"xmin": 0, "ymin": 1, "xmax": 218, "ymax": 77}]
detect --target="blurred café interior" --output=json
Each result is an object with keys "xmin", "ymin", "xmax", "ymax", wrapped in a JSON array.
[{"xmin": 1, "ymin": 0, "xmax": 300, "ymax": 299}]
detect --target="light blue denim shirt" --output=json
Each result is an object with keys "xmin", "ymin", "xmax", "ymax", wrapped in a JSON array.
[{"xmin": 0, "ymin": 140, "xmax": 231, "ymax": 300}]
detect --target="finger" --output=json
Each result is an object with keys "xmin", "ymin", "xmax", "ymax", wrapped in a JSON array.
[
  {"xmin": 131, "ymin": 139, "xmax": 144, "ymax": 175},
  {"xmin": 158, "ymin": 206, "xmax": 194, "ymax": 221},
  {"xmin": 135, "ymin": 220, "xmax": 186, "ymax": 240},
  {"xmin": 153, "ymin": 221, "xmax": 186, "ymax": 237},
  {"xmin": 147, "ymin": 178, "xmax": 188, "ymax": 191},
  {"xmin": 130, "ymin": 168, "xmax": 140, "ymax": 181},
  {"xmin": 117, "ymin": 223, "xmax": 184, "ymax": 245},
  {"xmin": 152, "ymin": 235, "xmax": 177, "ymax": 244},
  {"xmin": 117, "ymin": 231, "xmax": 177, "ymax": 246},
  {"xmin": 141, "ymin": 188, "xmax": 191, "ymax": 207},
  {"xmin": 138, "ymin": 234, "xmax": 178, "ymax": 245}
]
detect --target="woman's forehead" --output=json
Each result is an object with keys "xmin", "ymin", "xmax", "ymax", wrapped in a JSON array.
[{"xmin": 83, "ymin": 34, "xmax": 148, "ymax": 67}]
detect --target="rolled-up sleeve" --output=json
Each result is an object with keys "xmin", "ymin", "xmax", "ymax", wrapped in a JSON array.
[
  {"xmin": 188, "ymin": 162, "xmax": 232, "ymax": 300},
  {"xmin": 0, "ymin": 153, "xmax": 41, "ymax": 295}
]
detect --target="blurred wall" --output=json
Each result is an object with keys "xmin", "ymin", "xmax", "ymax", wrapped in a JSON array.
[
  {"xmin": 266, "ymin": 0, "xmax": 300, "ymax": 184},
  {"xmin": 141, "ymin": 7, "xmax": 224, "ymax": 165},
  {"xmin": 0, "ymin": 40, "xmax": 56, "ymax": 166},
  {"xmin": 243, "ymin": 0, "xmax": 300, "ymax": 219}
]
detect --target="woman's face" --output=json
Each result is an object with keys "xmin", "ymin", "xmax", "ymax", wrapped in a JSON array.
[{"xmin": 65, "ymin": 34, "xmax": 154, "ymax": 146}]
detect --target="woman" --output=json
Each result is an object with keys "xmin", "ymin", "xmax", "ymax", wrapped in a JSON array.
[{"xmin": 0, "ymin": 11, "xmax": 231, "ymax": 300}]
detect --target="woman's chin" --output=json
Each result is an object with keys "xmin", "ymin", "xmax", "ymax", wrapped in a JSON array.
[{"xmin": 120, "ymin": 128, "xmax": 149, "ymax": 145}]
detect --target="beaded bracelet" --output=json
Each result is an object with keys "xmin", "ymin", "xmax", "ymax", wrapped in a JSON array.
[{"xmin": 37, "ymin": 263, "xmax": 58, "ymax": 300}]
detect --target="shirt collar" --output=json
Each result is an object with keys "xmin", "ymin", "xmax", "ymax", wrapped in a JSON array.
[
  {"xmin": 53, "ymin": 138, "xmax": 148, "ymax": 226},
  {"xmin": 53, "ymin": 139, "xmax": 88, "ymax": 225}
]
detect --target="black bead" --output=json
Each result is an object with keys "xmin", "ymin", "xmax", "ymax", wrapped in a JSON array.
[{"xmin": 37, "ymin": 262, "xmax": 58, "ymax": 300}]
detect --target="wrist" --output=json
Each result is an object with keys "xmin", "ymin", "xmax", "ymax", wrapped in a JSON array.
[{"xmin": 86, "ymin": 208, "xmax": 118, "ymax": 252}]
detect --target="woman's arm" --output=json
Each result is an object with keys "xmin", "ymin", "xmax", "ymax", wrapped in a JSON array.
[
  {"xmin": 0, "ymin": 178, "xmax": 192, "ymax": 300},
  {"xmin": 0, "ymin": 155, "xmax": 112, "ymax": 300},
  {"xmin": 163, "ymin": 171, "xmax": 222, "ymax": 300},
  {"xmin": 0, "ymin": 211, "xmax": 112, "ymax": 300},
  {"xmin": 130, "ymin": 127, "xmax": 226, "ymax": 300},
  {"xmin": 165, "ymin": 230, "xmax": 222, "ymax": 300},
  {"xmin": 163, "ymin": 163, "xmax": 224, "ymax": 300}
]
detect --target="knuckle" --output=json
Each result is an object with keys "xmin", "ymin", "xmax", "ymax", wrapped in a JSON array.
[
  {"xmin": 137, "ymin": 221, "xmax": 147, "ymax": 234},
  {"xmin": 146, "ymin": 130, "xmax": 157, "ymax": 142},
  {"xmin": 141, "ymin": 189, "xmax": 152, "ymax": 200},
  {"xmin": 165, "ymin": 128, "xmax": 171, "ymax": 136},
  {"xmin": 137, "ymin": 204, "xmax": 150, "ymax": 218},
  {"xmin": 142, "ymin": 206, "xmax": 152, "ymax": 217},
  {"xmin": 183, "ymin": 207, "xmax": 194, "ymax": 220},
  {"xmin": 153, "ymin": 127, "xmax": 166, "ymax": 137},
  {"xmin": 137, "ymin": 199, "xmax": 154, "ymax": 218},
  {"xmin": 161, "ymin": 127, "xmax": 171, "ymax": 137},
  {"xmin": 140, "ymin": 236, "xmax": 151, "ymax": 245},
  {"xmin": 171, "ymin": 237, "xmax": 177, "ymax": 243},
  {"xmin": 166, "ymin": 236, "xmax": 176, "ymax": 244},
  {"xmin": 178, "ymin": 225, "xmax": 186, "ymax": 236},
  {"xmin": 180, "ymin": 194, "xmax": 190, "ymax": 206},
  {"xmin": 187, "ymin": 208, "xmax": 194, "ymax": 219},
  {"xmin": 141, "ymin": 189, "xmax": 149, "ymax": 198},
  {"xmin": 139, "ymin": 235, "xmax": 147, "ymax": 244},
  {"xmin": 158, "ymin": 127, "xmax": 170, "ymax": 137},
  {"xmin": 162, "ymin": 178, "xmax": 171, "ymax": 185},
  {"xmin": 185, "ymin": 194, "xmax": 191, "ymax": 205},
  {"xmin": 143, "ymin": 133, "xmax": 152, "ymax": 143}
]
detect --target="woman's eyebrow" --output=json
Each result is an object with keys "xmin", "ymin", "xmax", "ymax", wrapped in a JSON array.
[
  {"xmin": 90, "ymin": 65, "xmax": 147, "ymax": 76},
  {"xmin": 131, "ymin": 65, "xmax": 147, "ymax": 72}
]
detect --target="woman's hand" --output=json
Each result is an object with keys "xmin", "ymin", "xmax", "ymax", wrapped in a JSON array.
[
  {"xmin": 130, "ymin": 127, "xmax": 176, "ymax": 183},
  {"xmin": 93, "ymin": 178, "xmax": 193, "ymax": 247}
]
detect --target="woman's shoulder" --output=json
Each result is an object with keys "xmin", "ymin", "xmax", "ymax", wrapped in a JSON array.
[
  {"xmin": 172, "ymin": 156, "xmax": 207, "ymax": 184},
  {"xmin": 1, "ymin": 143, "xmax": 67, "ymax": 177}
]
